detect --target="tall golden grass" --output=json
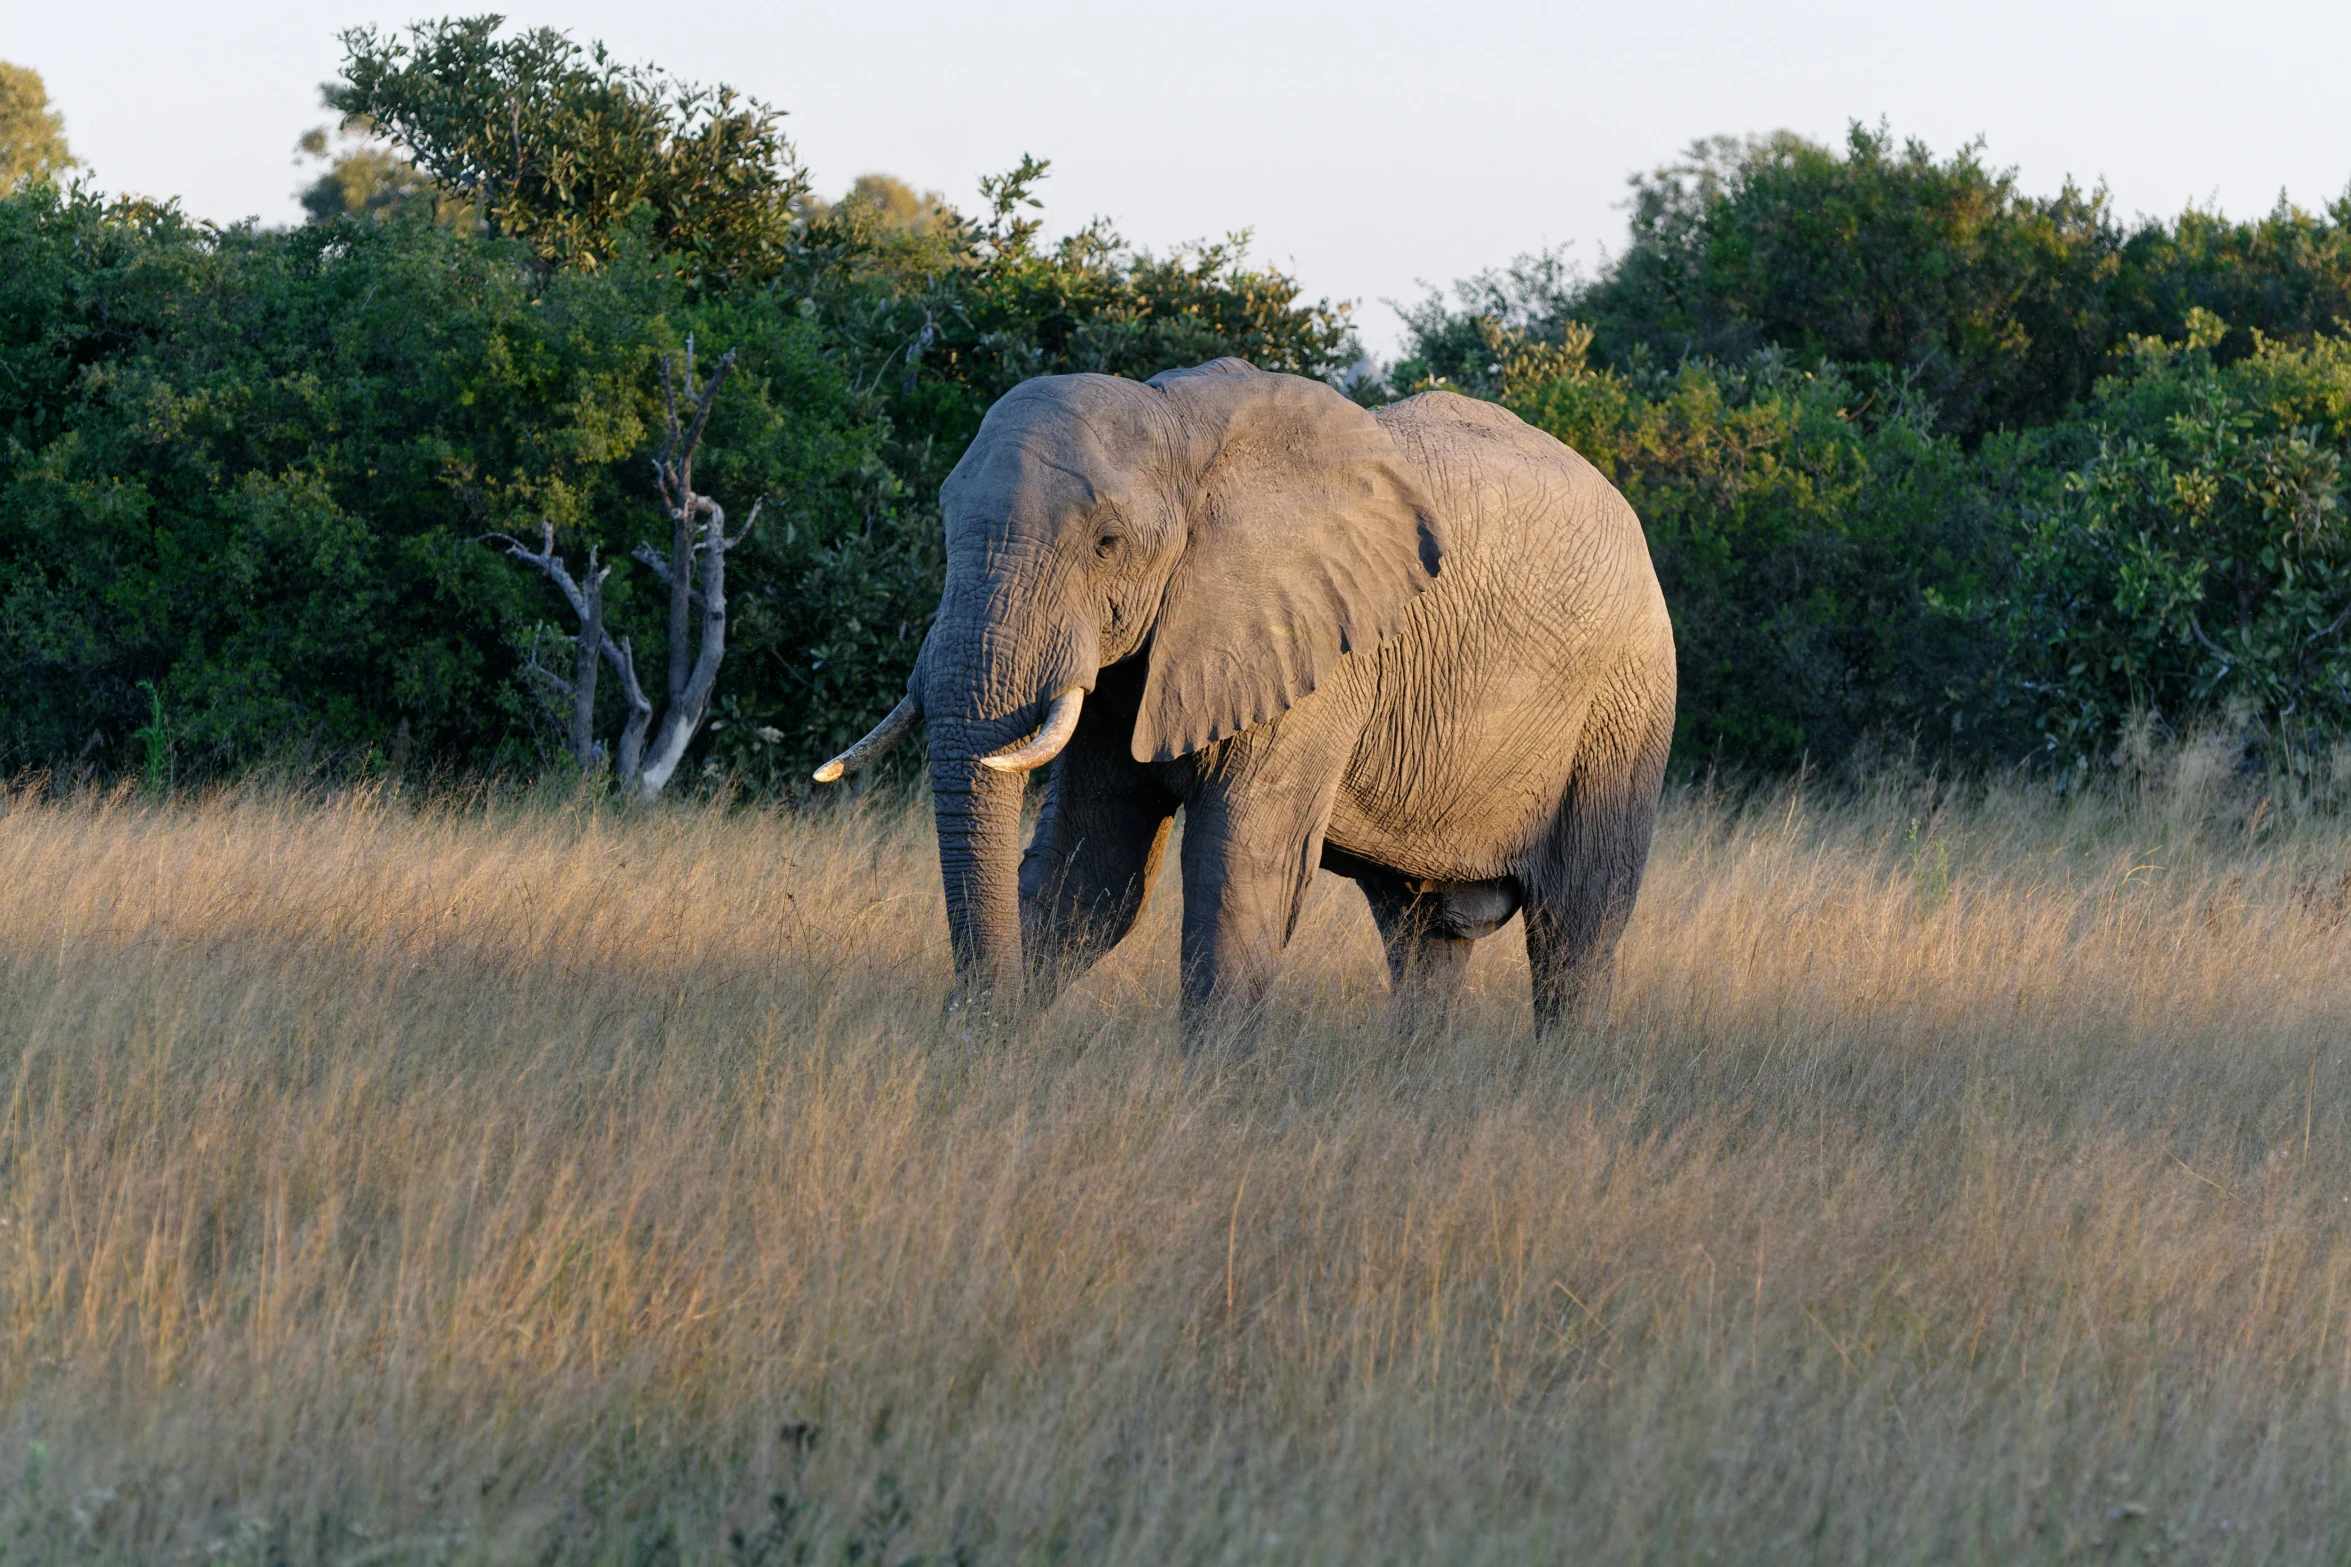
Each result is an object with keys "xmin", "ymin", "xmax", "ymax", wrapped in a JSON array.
[{"xmin": 3, "ymin": 762, "xmax": 2350, "ymax": 1563}]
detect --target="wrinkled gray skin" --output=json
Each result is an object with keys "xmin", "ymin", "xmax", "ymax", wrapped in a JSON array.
[{"xmin": 913, "ymin": 358, "xmax": 1675, "ymax": 1044}]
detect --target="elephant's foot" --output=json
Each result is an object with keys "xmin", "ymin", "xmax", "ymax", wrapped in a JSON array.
[
  {"xmin": 1350, "ymin": 864, "xmax": 1506, "ymax": 1040},
  {"xmin": 939, "ymin": 972, "xmax": 1035, "ymax": 1044},
  {"xmin": 1527, "ymin": 960, "xmax": 1615, "ymax": 1045},
  {"xmin": 1386, "ymin": 931, "xmax": 1478, "ymax": 1040},
  {"xmin": 1176, "ymin": 968, "xmax": 1279, "ymax": 1056}
]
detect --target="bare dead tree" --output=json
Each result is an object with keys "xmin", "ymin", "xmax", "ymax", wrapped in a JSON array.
[
  {"xmin": 497, "ymin": 526, "xmax": 656, "ymax": 779},
  {"xmin": 489, "ymin": 338, "xmax": 756, "ymax": 801}
]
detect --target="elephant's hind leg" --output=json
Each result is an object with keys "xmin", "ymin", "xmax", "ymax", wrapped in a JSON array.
[
  {"xmin": 1354, "ymin": 868, "xmax": 1507, "ymax": 1038},
  {"xmin": 1521, "ymin": 677, "xmax": 1672, "ymax": 1040}
]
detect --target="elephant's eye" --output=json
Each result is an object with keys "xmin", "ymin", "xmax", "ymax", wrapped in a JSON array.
[{"xmin": 1094, "ymin": 532, "xmax": 1119, "ymax": 560}]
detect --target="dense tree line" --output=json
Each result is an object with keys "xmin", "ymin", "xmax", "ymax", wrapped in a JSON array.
[
  {"xmin": 1399, "ymin": 125, "xmax": 2351, "ymax": 779},
  {"xmin": 7, "ymin": 39, "xmax": 2351, "ymax": 788},
  {"xmin": 0, "ymin": 31, "xmax": 1350, "ymax": 788}
]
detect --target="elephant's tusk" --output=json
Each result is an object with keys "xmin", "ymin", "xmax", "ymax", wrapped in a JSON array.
[
  {"xmin": 812, "ymin": 693, "xmax": 922, "ymax": 783},
  {"xmin": 979, "ymin": 688, "xmax": 1085, "ymax": 773}
]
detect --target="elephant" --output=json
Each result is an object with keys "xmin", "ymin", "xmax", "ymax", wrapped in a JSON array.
[{"xmin": 817, "ymin": 358, "xmax": 1676, "ymax": 1044}]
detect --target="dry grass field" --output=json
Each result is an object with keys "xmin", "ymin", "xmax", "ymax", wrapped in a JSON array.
[{"xmin": 4, "ymin": 755, "xmax": 2351, "ymax": 1563}]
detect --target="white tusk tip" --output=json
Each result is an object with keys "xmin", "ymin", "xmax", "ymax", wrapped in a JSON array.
[
  {"xmin": 974, "ymin": 688, "xmax": 1085, "ymax": 773},
  {"xmin": 812, "ymin": 760, "xmax": 845, "ymax": 783}
]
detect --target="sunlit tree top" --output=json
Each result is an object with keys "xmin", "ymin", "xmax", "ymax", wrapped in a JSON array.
[
  {"xmin": 326, "ymin": 15, "xmax": 804, "ymax": 286},
  {"xmin": 0, "ymin": 62, "xmax": 76, "ymax": 190}
]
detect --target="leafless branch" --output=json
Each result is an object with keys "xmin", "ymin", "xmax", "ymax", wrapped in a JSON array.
[
  {"xmin": 486, "ymin": 524, "xmax": 619, "ymax": 774},
  {"xmin": 630, "ymin": 496, "xmax": 757, "ymax": 591},
  {"xmin": 570, "ymin": 547, "xmax": 607, "ymax": 771},
  {"xmin": 656, "ymin": 345, "xmax": 741, "ymax": 710},
  {"xmin": 634, "ymin": 495, "xmax": 733, "ymax": 798},
  {"xmin": 520, "ymin": 638, "xmax": 574, "ymax": 698},
  {"xmin": 2191, "ymin": 618, "xmax": 2234, "ymax": 667},
  {"xmin": 487, "ymin": 523, "xmax": 593, "ymax": 621},
  {"xmin": 608, "ymin": 634, "xmax": 653, "ymax": 784},
  {"xmin": 674, "ymin": 348, "xmax": 736, "ymax": 479},
  {"xmin": 727, "ymin": 497, "xmax": 763, "ymax": 550},
  {"xmin": 632, "ymin": 541, "xmax": 706, "ymax": 607}
]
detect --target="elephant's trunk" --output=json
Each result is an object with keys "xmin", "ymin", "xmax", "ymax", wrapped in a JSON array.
[
  {"xmin": 929, "ymin": 719, "xmax": 1030, "ymax": 1008},
  {"xmin": 920, "ymin": 544, "xmax": 1101, "ymax": 1012}
]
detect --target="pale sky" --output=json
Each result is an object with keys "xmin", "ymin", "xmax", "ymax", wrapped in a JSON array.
[{"xmin": 9, "ymin": 0, "xmax": 2351, "ymax": 355}]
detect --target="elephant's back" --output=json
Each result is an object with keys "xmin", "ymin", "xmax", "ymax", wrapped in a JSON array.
[
  {"xmin": 1374, "ymin": 392, "xmax": 1654, "ymax": 594},
  {"xmin": 1326, "ymin": 393, "xmax": 1671, "ymax": 879}
]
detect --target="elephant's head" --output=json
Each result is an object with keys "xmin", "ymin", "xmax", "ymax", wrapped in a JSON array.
[{"xmin": 820, "ymin": 359, "xmax": 1444, "ymax": 1002}]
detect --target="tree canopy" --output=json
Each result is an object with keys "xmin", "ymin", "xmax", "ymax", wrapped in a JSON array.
[
  {"xmin": 0, "ymin": 63, "xmax": 75, "ymax": 190},
  {"xmin": 295, "ymin": 118, "xmax": 476, "ymax": 229},
  {"xmin": 1395, "ymin": 124, "xmax": 2351, "ymax": 777},
  {"xmin": 325, "ymin": 17, "xmax": 804, "ymax": 286},
  {"xmin": 0, "ymin": 21, "xmax": 1356, "ymax": 789},
  {"xmin": 1400, "ymin": 125, "xmax": 2351, "ymax": 446},
  {"xmin": 11, "ymin": 25, "xmax": 2351, "ymax": 789}
]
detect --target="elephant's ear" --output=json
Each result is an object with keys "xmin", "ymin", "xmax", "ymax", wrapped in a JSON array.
[{"xmin": 1131, "ymin": 366, "xmax": 1445, "ymax": 763}]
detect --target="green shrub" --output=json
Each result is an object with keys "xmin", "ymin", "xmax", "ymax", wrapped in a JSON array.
[
  {"xmin": 1393, "ymin": 126, "xmax": 2351, "ymax": 780},
  {"xmin": 2003, "ymin": 313, "xmax": 2351, "ymax": 771},
  {"xmin": 1571, "ymin": 126, "xmax": 2120, "ymax": 440},
  {"xmin": 1498, "ymin": 332, "xmax": 2020, "ymax": 774},
  {"xmin": 1403, "ymin": 126, "xmax": 2351, "ymax": 448},
  {"xmin": 0, "ymin": 185, "xmax": 877, "ymax": 779}
]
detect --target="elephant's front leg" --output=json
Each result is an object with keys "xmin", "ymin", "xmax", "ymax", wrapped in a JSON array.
[
  {"xmin": 1173, "ymin": 722, "xmax": 1354, "ymax": 1049},
  {"xmin": 1017, "ymin": 811, "xmax": 1177, "ymax": 1021},
  {"xmin": 1017, "ymin": 661, "xmax": 1181, "ymax": 1012},
  {"xmin": 1018, "ymin": 777, "xmax": 1177, "ymax": 1014}
]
